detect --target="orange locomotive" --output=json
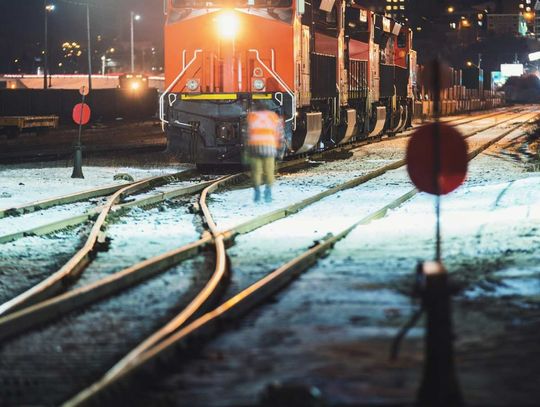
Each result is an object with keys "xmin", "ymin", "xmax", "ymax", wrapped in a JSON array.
[{"xmin": 161, "ymin": 0, "xmax": 415, "ymax": 166}]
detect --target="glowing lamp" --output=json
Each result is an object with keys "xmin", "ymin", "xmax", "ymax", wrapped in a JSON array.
[
  {"xmin": 216, "ymin": 12, "xmax": 239, "ymax": 40},
  {"xmin": 131, "ymin": 81, "xmax": 141, "ymax": 90}
]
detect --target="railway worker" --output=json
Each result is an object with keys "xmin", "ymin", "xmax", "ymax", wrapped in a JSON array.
[{"xmin": 246, "ymin": 101, "xmax": 284, "ymax": 203}]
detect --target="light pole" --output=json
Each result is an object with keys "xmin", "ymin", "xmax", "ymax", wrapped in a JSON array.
[
  {"xmin": 43, "ymin": 2, "xmax": 55, "ymax": 89},
  {"xmin": 101, "ymin": 55, "xmax": 106, "ymax": 75},
  {"xmin": 86, "ymin": 3, "xmax": 92, "ymax": 91},
  {"xmin": 130, "ymin": 12, "xmax": 141, "ymax": 73}
]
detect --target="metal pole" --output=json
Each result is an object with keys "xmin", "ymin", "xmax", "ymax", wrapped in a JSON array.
[
  {"xmin": 432, "ymin": 59, "xmax": 442, "ymax": 262},
  {"xmin": 43, "ymin": 0, "xmax": 48, "ymax": 89},
  {"xmin": 130, "ymin": 11, "xmax": 135, "ymax": 72},
  {"xmin": 78, "ymin": 94, "xmax": 85, "ymax": 145},
  {"xmin": 86, "ymin": 3, "xmax": 92, "ymax": 91},
  {"xmin": 417, "ymin": 263, "xmax": 464, "ymax": 407}
]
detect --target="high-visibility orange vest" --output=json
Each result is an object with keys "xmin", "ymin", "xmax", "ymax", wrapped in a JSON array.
[{"xmin": 247, "ymin": 111, "xmax": 281, "ymax": 149}]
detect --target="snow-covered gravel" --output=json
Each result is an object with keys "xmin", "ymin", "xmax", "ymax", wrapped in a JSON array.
[
  {"xmin": 0, "ymin": 256, "xmax": 205, "ymax": 407},
  {"xmin": 1, "ymin": 108, "xmax": 538, "ymax": 406},
  {"xmin": 209, "ymin": 110, "xmax": 532, "ymax": 232},
  {"xmin": 0, "ymin": 200, "xmax": 101, "ymax": 238},
  {"xmin": 73, "ymin": 202, "xmax": 200, "ymax": 288},
  {"xmin": 142, "ymin": 113, "xmax": 540, "ymax": 406},
  {"xmin": 0, "ymin": 165, "xmax": 187, "ymax": 209},
  {"xmin": 0, "ymin": 228, "xmax": 87, "ymax": 304}
]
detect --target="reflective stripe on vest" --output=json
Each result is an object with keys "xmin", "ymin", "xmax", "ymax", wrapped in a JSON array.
[{"xmin": 248, "ymin": 111, "xmax": 279, "ymax": 148}]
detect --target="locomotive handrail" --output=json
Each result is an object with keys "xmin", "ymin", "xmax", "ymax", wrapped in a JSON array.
[
  {"xmin": 248, "ymin": 48, "xmax": 296, "ymax": 130},
  {"xmin": 159, "ymin": 49, "xmax": 202, "ymax": 130}
]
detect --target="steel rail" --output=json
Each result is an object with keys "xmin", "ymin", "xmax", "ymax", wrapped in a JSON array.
[
  {"xmin": 0, "ymin": 176, "xmax": 225, "ymax": 342},
  {"xmin": 0, "ymin": 106, "xmax": 522, "ymax": 345},
  {"xmin": 0, "ymin": 172, "xmax": 210, "ymax": 245},
  {"xmin": 433, "ymin": 107, "xmax": 514, "ymax": 127},
  {"xmin": 293, "ymin": 107, "xmax": 527, "ymax": 165},
  {"xmin": 0, "ymin": 170, "xmax": 201, "ymax": 317},
  {"xmin": 63, "ymin": 109, "xmax": 540, "ymax": 407},
  {"xmin": 0, "ymin": 160, "xmax": 403, "ymax": 342},
  {"xmin": 0, "ymin": 108, "xmax": 532, "ymax": 338},
  {"xmin": 0, "ymin": 107, "xmax": 520, "ymax": 244},
  {"xmin": 0, "ymin": 182, "xmax": 133, "ymax": 219}
]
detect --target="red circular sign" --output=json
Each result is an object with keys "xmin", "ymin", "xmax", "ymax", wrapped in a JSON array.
[
  {"xmin": 406, "ymin": 123, "xmax": 468, "ymax": 195},
  {"xmin": 72, "ymin": 103, "xmax": 91, "ymax": 125}
]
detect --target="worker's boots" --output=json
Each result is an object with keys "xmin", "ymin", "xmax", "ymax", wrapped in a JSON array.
[
  {"xmin": 264, "ymin": 186, "xmax": 272, "ymax": 203},
  {"xmin": 254, "ymin": 186, "xmax": 261, "ymax": 203}
]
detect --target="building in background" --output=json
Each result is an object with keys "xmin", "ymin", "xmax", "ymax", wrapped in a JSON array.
[
  {"xmin": 360, "ymin": 0, "xmax": 408, "ymax": 22},
  {"xmin": 487, "ymin": 14, "xmax": 528, "ymax": 36},
  {"xmin": 535, "ymin": 0, "xmax": 540, "ymax": 39},
  {"xmin": 383, "ymin": 0, "xmax": 408, "ymax": 21}
]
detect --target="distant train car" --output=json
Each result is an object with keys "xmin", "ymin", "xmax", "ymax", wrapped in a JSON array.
[
  {"xmin": 119, "ymin": 73, "xmax": 149, "ymax": 91},
  {"xmin": 160, "ymin": 0, "xmax": 414, "ymax": 166}
]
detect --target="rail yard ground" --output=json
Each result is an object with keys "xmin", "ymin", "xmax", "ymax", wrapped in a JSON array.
[{"xmin": 0, "ymin": 109, "xmax": 539, "ymax": 406}]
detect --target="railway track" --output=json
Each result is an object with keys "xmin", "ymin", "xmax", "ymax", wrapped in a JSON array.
[
  {"xmin": 0, "ymin": 169, "xmax": 218, "ymax": 316},
  {"xmin": 57, "ymin": 108, "xmax": 538, "ymax": 405},
  {"xmin": 0, "ymin": 170, "xmax": 213, "ymax": 244},
  {"xmin": 0, "ymin": 106, "xmax": 526, "ymax": 241},
  {"xmin": 0, "ymin": 107, "xmax": 531, "ymax": 325},
  {"xmin": 0, "ymin": 107, "xmax": 536, "ymax": 406},
  {"xmin": 0, "ymin": 107, "xmax": 532, "ymax": 338}
]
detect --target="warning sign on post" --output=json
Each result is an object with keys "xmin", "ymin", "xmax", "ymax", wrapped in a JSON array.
[
  {"xmin": 406, "ymin": 123, "xmax": 468, "ymax": 195},
  {"xmin": 72, "ymin": 103, "xmax": 91, "ymax": 126}
]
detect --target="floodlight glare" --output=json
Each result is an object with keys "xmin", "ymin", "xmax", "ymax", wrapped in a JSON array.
[{"xmin": 216, "ymin": 12, "xmax": 239, "ymax": 39}]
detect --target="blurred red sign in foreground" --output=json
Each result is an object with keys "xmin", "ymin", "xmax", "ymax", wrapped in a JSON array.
[
  {"xmin": 406, "ymin": 122, "xmax": 468, "ymax": 195},
  {"xmin": 72, "ymin": 103, "xmax": 91, "ymax": 126}
]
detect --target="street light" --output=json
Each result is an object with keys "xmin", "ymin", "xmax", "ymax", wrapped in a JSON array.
[
  {"xmin": 43, "ymin": 2, "xmax": 55, "ymax": 89},
  {"xmin": 130, "ymin": 12, "xmax": 141, "ymax": 73}
]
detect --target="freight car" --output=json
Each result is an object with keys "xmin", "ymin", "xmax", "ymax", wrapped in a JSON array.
[
  {"xmin": 159, "ymin": 0, "xmax": 497, "ymax": 166},
  {"xmin": 0, "ymin": 115, "xmax": 59, "ymax": 139}
]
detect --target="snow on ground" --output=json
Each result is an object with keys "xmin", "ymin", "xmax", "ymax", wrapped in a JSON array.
[
  {"xmin": 0, "ymin": 200, "xmax": 100, "ymax": 238},
  {"xmin": 0, "ymin": 228, "xmax": 86, "ymax": 304},
  {"xmin": 0, "ymin": 165, "xmax": 188, "ymax": 209},
  {"xmin": 151, "ymin": 116, "xmax": 540, "ymax": 406},
  {"xmin": 0, "ymin": 255, "xmax": 206, "ymax": 407},
  {"xmin": 1, "ymin": 109, "xmax": 537, "ymax": 405},
  {"xmin": 0, "ymin": 170, "xmax": 200, "ymax": 239},
  {"xmin": 73, "ymin": 202, "xmax": 200, "ymax": 288},
  {"xmin": 209, "ymin": 110, "xmax": 531, "ymax": 232}
]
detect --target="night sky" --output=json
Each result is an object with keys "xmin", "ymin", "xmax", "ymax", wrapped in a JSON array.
[{"xmin": 0, "ymin": 0, "xmax": 164, "ymax": 72}]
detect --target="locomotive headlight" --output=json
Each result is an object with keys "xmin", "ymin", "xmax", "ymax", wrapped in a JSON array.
[
  {"xmin": 216, "ymin": 12, "xmax": 239, "ymax": 39},
  {"xmin": 252, "ymin": 78, "xmax": 265, "ymax": 91},
  {"xmin": 130, "ymin": 81, "xmax": 141, "ymax": 91},
  {"xmin": 186, "ymin": 79, "xmax": 200, "ymax": 91}
]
